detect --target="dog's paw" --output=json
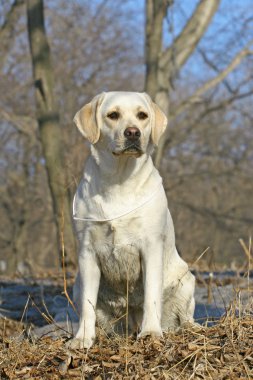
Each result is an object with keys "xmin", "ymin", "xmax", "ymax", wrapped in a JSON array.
[
  {"xmin": 66, "ymin": 336, "xmax": 94, "ymax": 350},
  {"xmin": 138, "ymin": 327, "xmax": 162, "ymax": 339}
]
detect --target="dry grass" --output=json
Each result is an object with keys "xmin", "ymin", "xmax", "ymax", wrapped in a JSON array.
[
  {"xmin": 1, "ymin": 299, "xmax": 252, "ymax": 380},
  {"xmin": 1, "ymin": 238, "xmax": 252, "ymax": 378}
]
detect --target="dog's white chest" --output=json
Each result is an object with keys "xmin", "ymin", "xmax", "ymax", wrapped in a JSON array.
[{"xmin": 94, "ymin": 222, "xmax": 142, "ymax": 293}]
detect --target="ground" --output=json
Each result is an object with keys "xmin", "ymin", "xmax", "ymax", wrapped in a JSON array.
[{"xmin": 0, "ymin": 270, "xmax": 252, "ymax": 379}]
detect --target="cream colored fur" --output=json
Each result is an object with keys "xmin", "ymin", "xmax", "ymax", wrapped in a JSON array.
[{"xmin": 68, "ymin": 92, "xmax": 195, "ymax": 349}]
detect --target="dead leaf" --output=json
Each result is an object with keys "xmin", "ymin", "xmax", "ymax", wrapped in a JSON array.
[
  {"xmin": 102, "ymin": 361, "xmax": 120, "ymax": 368},
  {"xmin": 110, "ymin": 354, "xmax": 122, "ymax": 361},
  {"xmin": 188, "ymin": 343, "xmax": 201, "ymax": 351}
]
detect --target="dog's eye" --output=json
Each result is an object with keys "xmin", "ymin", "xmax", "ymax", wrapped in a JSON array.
[
  {"xmin": 107, "ymin": 111, "xmax": 120, "ymax": 120},
  {"xmin": 137, "ymin": 111, "xmax": 148, "ymax": 120}
]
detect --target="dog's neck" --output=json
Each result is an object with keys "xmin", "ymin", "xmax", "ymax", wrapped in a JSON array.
[
  {"xmin": 86, "ymin": 146, "xmax": 158, "ymax": 194},
  {"xmin": 74, "ymin": 146, "xmax": 163, "ymax": 221}
]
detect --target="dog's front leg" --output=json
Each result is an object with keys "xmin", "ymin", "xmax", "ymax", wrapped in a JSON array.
[
  {"xmin": 68, "ymin": 249, "xmax": 100, "ymax": 349},
  {"xmin": 138, "ymin": 244, "xmax": 163, "ymax": 338}
]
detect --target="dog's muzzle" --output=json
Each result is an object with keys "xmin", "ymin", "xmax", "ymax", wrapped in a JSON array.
[
  {"xmin": 123, "ymin": 127, "xmax": 142, "ymax": 156},
  {"xmin": 113, "ymin": 127, "xmax": 143, "ymax": 156}
]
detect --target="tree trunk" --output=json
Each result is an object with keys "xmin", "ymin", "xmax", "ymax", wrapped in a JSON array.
[
  {"xmin": 26, "ymin": 0, "xmax": 76, "ymax": 267},
  {"xmin": 145, "ymin": 0, "xmax": 168, "ymax": 99},
  {"xmin": 145, "ymin": 0, "xmax": 221, "ymax": 168}
]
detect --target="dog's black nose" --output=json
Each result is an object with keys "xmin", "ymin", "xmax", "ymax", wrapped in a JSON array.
[{"xmin": 124, "ymin": 127, "xmax": 141, "ymax": 141}]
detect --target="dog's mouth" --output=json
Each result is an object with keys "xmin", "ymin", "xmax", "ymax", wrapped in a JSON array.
[{"xmin": 113, "ymin": 143, "xmax": 143, "ymax": 157}]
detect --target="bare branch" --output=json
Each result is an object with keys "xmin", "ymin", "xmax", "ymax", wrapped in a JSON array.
[
  {"xmin": 160, "ymin": 0, "xmax": 220, "ymax": 74},
  {"xmin": 172, "ymin": 47, "xmax": 253, "ymax": 119},
  {"xmin": 0, "ymin": 0, "xmax": 24, "ymax": 35},
  {"xmin": 198, "ymin": 47, "xmax": 236, "ymax": 94},
  {"xmin": 0, "ymin": 109, "xmax": 37, "ymax": 137},
  {"xmin": 0, "ymin": 0, "xmax": 24, "ymax": 68},
  {"xmin": 198, "ymin": 90, "xmax": 253, "ymax": 118},
  {"xmin": 175, "ymin": 201, "xmax": 253, "ymax": 225}
]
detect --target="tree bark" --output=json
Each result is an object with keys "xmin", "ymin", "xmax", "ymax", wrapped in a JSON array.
[
  {"xmin": 145, "ymin": 0, "xmax": 168, "ymax": 99},
  {"xmin": 26, "ymin": 0, "xmax": 76, "ymax": 267}
]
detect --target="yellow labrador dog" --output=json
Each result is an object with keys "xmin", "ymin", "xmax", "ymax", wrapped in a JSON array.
[{"xmin": 69, "ymin": 92, "xmax": 195, "ymax": 349}]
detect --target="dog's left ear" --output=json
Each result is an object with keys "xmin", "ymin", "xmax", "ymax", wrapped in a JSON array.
[
  {"xmin": 142, "ymin": 93, "xmax": 167, "ymax": 146},
  {"xmin": 73, "ymin": 92, "xmax": 105, "ymax": 144},
  {"xmin": 151, "ymin": 102, "xmax": 168, "ymax": 146}
]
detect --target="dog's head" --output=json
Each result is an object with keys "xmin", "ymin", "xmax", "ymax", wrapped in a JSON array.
[{"xmin": 74, "ymin": 92, "xmax": 167, "ymax": 157}]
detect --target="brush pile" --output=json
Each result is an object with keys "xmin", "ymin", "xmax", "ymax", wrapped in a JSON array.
[{"xmin": 1, "ymin": 300, "xmax": 252, "ymax": 379}]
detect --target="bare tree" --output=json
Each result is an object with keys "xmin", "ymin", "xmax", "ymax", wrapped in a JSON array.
[
  {"xmin": 144, "ymin": 0, "xmax": 253, "ymax": 265},
  {"xmin": 26, "ymin": 0, "xmax": 76, "ymax": 266},
  {"xmin": 0, "ymin": 0, "xmax": 144, "ymax": 273},
  {"xmin": 144, "ymin": 0, "xmax": 253, "ymax": 167}
]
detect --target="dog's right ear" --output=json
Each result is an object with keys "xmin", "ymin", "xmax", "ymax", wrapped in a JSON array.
[{"xmin": 73, "ymin": 93, "xmax": 105, "ymax": 144}]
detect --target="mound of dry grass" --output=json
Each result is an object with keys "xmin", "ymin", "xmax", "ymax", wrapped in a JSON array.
[{"xmin": 1, "ymin": 299, "xmax": 252, "ymax": 380}]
